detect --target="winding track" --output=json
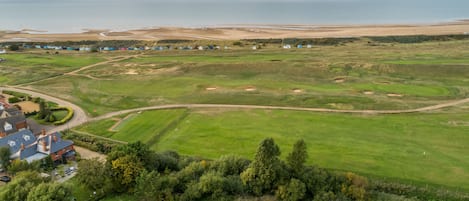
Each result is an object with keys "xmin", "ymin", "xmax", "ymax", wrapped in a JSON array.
[{"xmin": 2, "ymin": 86, "xmax": 469, "ymax": 135}]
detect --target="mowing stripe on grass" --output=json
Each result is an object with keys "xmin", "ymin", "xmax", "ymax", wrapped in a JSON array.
[{"xmin": 145, "ymin": 110, "xmax": 190, "ymax": 147}]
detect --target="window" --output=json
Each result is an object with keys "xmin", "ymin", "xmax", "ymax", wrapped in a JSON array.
[{"xmin": 3, "ymin": 122, "xmax": 12, "ymax": 131}]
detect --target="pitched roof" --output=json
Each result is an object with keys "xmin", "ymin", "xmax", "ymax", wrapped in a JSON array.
[
  {"xmin": 38, "ymin": 132, "xmax": 74, "ymax": 154},
  {"xmin": 0, "ymin": 114, "xmax": 27, "ymax": 134},
  {"xmin": 0, "ymin": 129, "xmax": 36, "ymax": 154}
]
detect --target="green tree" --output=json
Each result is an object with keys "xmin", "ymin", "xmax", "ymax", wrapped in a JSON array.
[
  {"xmin": 135, "ymin": 170, "xmax": 176, "ymax": 201},
  {"xmin": 241, "ymin": 138, "xmax": 282, "ymax": 195},
  {"xmin": 210, "ymin": 155, "xmax": 250, "ymax": 176},
  {"xmin": 8, "ymin": 44, "xmax": 20, "ymax": 51},
  {"xmin": 111, "ymin": 154, "xmax": 144, "ymax": 192},
  {"xmin": 77, "ymin": 158, "xmax": 111, "ymax": 192},
  {"xmin": 26, "ymin": 183, "xmax": 72, "ymax": 201},
  {"xmin": 276, "ymin": 178, "xmax": 307, "ymax": 201},
  {"xmin": 0, "ymin": 171, "xmax": 44, "ymax": 201},
  {"xmin": 287, "ymin": 139, "xmax": 308, "ymax": 177},
  {"xmin": 8, "ymin": 159, "xmax": 37, "ymax": 175},
  {"xmin": 0, "ymin": 146, "xmax": 11, "ymax": 169}
]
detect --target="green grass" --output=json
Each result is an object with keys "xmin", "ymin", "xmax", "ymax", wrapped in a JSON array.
[
  {"xmin": 153, "ymin": 108, "xmax": 468, "ymax": 191},
  {"xmin": 77, "ymin": 105, "xmax": 469, "ymax": 191},
  {"xmin": 78, "ymin": 109, "xmax": 187, "ymax": 144},
  {"xmin": 67, "ymin": 177, "xmax": 93, "ymax": 201},
  {"xmin": 31, "ymin": 40, "xmax": 469, "ymax": 116},
  {"xmin": 0, "ymin": 53, "xmax": 104, "ymax": 84},
  {"xmin": 53, "ymin": 110, "xmax": 69, "ymax": 121}
]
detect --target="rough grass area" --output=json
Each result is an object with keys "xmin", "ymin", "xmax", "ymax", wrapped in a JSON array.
[
  {"xmin": 31, "ymin": 40, "xmax": 469, "ymax": 116},
  {"xmin": 0, "ymin": 53, "xmax": 104, "ymax": 85}
]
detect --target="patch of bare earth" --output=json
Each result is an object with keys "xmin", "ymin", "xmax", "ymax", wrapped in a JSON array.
[
  {"xmin": 205, "ymin": 87, "xmax": 217, "ymax": 91},
  {"xmin": 15, "ymin": 101, "xmax": 39, "ymax": 113},
  {"xmin": 245, "ymin": 86, "xmax": 257, "ymax": 91},
  {"xmin": 293, "ymin": 89, "xmax": 303, "ymax": 93},
  {"xmin": 74, "ymin": 146, "xmax": 106, "ymax": 162},
  {"xmin": 387, "ymin": 93, "xmax": 403, "ymax": 97},
  {"xmin": 334, "ymin": 77, "xmax": 346, "ymax": 83},
  {"xmin": 124, "ymin": 69, "xmax": 139, "ymax": 75},
  {"xmin": 363, "ymin": 91, "xmax": 374, "ymax": 95}
]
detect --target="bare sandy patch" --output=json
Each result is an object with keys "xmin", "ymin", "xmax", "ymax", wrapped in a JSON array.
[
  {"xmin": 387, "ymin": 93, "xmax": 403, "ymax": 97},
  {"xmin": 148, "ymin": 66, "xmax": 181, "ymax": 75},
  {"xmin": 124, "ymin": 69, "xmax": 139, "ymax": 75},
  {"xmin": 334, "ymin": 77, "xmax": 346, "ymax": 83},
  {"xmin": 245, "ymin": 86, "xmax": 257, "ymax": 91},
  {"xmin": 205, "ymin": 87, "xmax": 217, "ymax": 91},
  {"xmin": 74, "ymin": 146, "xmax": 106, "ymax": 162},
  {"xmin": 15, "ymin": 101, "xmax": 39, "ymax": 113},
  {"xmin": 293, "ymin": 89, "xmax": 303, "ymax": 93},
  {"xmin": 328, "ymin": 103, "xmax": 354, "ymax": 110},
  {"xmin": 363, "ymin": 91, "xmax": 374, "ymax": 95}
]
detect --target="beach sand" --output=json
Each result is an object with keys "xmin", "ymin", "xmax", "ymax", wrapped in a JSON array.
[{"xmin": 1, "ymin": 21, "xmax": 469, "ymax": 42}]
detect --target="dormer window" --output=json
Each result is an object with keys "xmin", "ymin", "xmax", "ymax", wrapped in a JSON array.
[
  {"xmin": 7, "ymin": 140, "xmax": 15, "ymax": 147},
  {"xmin": 4, "ymin": 122, "xmax": 12, "ymax": 131},
  {"xmin": 23, "ymin": 135, "xmax": 31, "ymax": 141}
]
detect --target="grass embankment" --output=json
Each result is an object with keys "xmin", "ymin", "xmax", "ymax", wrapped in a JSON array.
[
  {"xmin": 77, "ymin": 106, "xmax": 469, "ymax": 192},
  {"xmin": 32, "ymin": 40, "xmax": 469, "ymax": 116}
]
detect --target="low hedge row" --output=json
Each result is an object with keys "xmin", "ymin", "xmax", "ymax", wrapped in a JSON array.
[
  {"xmin": 52, "ymin": 107, "xmax": 74, "ymax": 125},
  {"xmin": 62, "ymin": 131, "xmax": 121, "ymax": 154}
]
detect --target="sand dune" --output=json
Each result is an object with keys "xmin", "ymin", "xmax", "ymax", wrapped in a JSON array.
[{"xmin": 2, "ymin": 21, "xmax": 469, "ymax": 42}]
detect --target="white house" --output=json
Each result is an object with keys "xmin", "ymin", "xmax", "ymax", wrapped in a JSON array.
[
  {"xmin": 283, "ymin": 44, "xmax": 291, "ymax": 49},
  {"xmin": 252, "ymin": 46, "xmax": 257, "ymax": 50},
  {"xmin": 0, "ymin": 49, "xmax": 6, "ymax": 54}
]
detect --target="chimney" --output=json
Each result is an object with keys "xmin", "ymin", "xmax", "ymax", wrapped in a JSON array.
[
  {"xmin": 20, "ymin": 143, "xmax": 25, "ymax": 151},
  {"xmin": 41, "ymin": 129, "xmax": 46, "ymax": 136},
  {"xmin": 41, "ymin": 140, "xmax": 48, "ymax": 151},
  {"xmin": 53, "ymin": 134, "xmax": 57, "ymax": 143},
  {"xmin": 0, "ymin": 132, "xmax": 6, "ymax": 138}
]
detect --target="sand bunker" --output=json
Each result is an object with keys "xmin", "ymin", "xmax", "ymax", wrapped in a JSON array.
[
  {"xmin": 124, "ymin": 69, "xmax": 139, "ymax": 75},
  {"xmin": 205, "ymin": 87, "xmax": 217, "ymax": 91},
  {"xmin": 334, "ymin": 78, "xmax": 346, "ymax": 83},
  {"xmin": 387, "ymin": 93, "xmax": 403, "ymax": 97},
  {"xmin": 245, "ymin": 87, "xmax": 257, "ymax": 91},
  {"xmin": 363, "ymin": 91, "xmax": 374, "ymax": 95},
  {"xmin": 293, "ymin": 89, "xmax": 303, "ymax": 93}
]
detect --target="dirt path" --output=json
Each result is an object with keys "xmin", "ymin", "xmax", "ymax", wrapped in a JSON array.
[
  {"xmin": 0, "ymin": 86, "xmax": 89, "ymax": 134},
  {"xmin": 66, "ymin": 54, "xmax": 141, "ymax": 76},
  {"xmin": 3, "ymin": 86, "xmax": 469, "ymax": 132},
  {"xmin": 92, "ymin": 98, "xmax": 469, "ymax": 121},
  {"xmin": 74, "ymin": 146, "xmax": 106, "ymax": 161},
  {"xmin": 18, "ymin": 54, "xmax": 140, "ymax": 86}
]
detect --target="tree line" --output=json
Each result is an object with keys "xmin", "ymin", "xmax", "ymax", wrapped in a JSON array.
[
  {"xmin": 75, "ymin": 139, "xmax": 468, "ymax": 201},
  {"xmin": 1, "ymin": 138, "xmax": 467, "ymax": 201}
]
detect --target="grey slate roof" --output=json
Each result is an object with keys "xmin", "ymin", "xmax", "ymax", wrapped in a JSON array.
[
  {"xmin": 0, "ymin": 129, "xmax": 36, "ymax": 154},
  {"xmin": 0, "ymin": 114, "xmax": 27, "ymax": 134},
  {"xmin": 20, "ymin": 144, "xmax": 38, "ymax": 160},
  {"xmin": 40, "ymin": 132, "xmax": 74, "ymax": 153}
]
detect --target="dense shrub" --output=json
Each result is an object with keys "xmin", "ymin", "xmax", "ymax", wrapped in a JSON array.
[
  {"xmin": 8, "ymin": 96, "xmax": 20, "ymax": 103},
  {"xmin": 62, "ymin": 131, "xmax": 121, "ymax": 154},
  {"xmin": 52, "ymin": 107, "xmax": 74, "ymax": 125}
]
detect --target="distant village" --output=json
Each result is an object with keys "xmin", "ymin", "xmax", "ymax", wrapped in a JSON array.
[{"xmin": 0, "ymin": 42, "xmax": 313, "ymax": 54}]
